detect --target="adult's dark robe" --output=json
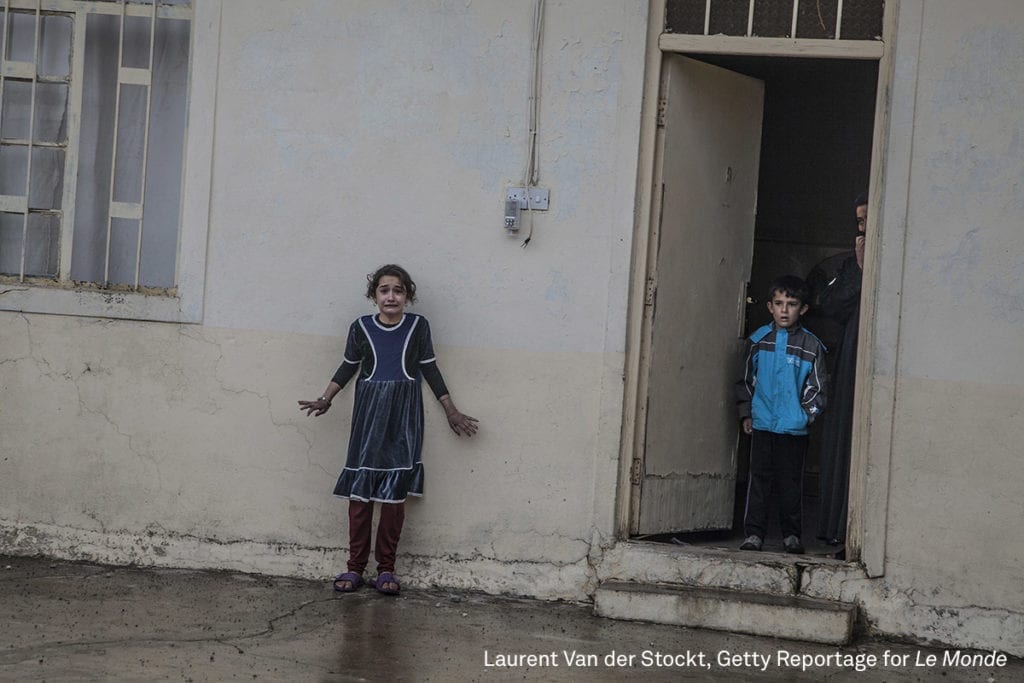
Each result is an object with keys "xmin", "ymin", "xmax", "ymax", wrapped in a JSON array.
[{"xmin": 812, "ymin": 254, "xmax": 862, "ymax": 544}]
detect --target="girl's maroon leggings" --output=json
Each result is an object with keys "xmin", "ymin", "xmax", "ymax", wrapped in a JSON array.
[{"xmin": 346, "ymin": 500, "xmax": 405, "ymax": 575}]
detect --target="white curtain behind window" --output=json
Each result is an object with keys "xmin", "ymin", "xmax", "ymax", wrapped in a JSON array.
[{"xmin": 70, "ymin": 11, "xmax": 189, "ymax": 288}]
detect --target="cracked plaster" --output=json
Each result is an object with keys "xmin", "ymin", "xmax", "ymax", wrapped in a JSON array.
[{"xmin": 1, "ymin": 309, "xmax": 625, "ymax": 604}]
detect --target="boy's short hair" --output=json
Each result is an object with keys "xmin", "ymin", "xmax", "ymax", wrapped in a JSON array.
[{"xmin": 767, "ymin": 275, "xmax": 810, "ymax": 305}]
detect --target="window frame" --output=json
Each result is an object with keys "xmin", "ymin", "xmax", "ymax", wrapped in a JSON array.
[{"xmin": 0, "ymin": 0, "xmax": 218, "ymax": 324}]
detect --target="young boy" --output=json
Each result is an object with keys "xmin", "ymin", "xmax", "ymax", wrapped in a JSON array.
[{"xmin": 735, "ymin": 275, "xmax": 827, "ymax": 554}]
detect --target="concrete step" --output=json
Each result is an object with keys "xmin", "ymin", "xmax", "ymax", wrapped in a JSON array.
[
  {"xmin": 594, "ymin": 580, "xmax": 857, "ymax": 645},
  {"xmin": 598, "ymin": 540, "xmax": 867, "ymax": 599}
]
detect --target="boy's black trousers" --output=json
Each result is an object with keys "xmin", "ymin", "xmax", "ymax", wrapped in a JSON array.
[{"xmin": 743, "ymin": 429, "xmax": 808, "ymax": 540}]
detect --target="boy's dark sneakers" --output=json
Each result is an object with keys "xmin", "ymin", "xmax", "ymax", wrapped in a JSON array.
[
  {"xmin": 739, "ymin": 535, "xmax": 763, "ymax": 551},
  {"xmin": 783, "ymin": 535, "xmax": 805, "ymax": 554}
]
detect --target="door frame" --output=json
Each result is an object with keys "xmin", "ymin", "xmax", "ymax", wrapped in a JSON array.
[{"xmin": 617, "ymin": 0, "xmax": 899, "ymax": 576}]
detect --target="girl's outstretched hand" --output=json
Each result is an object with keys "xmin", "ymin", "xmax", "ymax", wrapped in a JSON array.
[
  {"xmin": 298, "ymin": 398, "xmax": 331, "ymax": 417},
  {"xmin": 446, "ymin": 411, "xmax": 479, "ymax": 437}
]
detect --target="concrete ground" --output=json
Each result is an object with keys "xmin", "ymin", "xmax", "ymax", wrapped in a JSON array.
[{"xmin": 0, "ymin": 555, "xmax": 1019, "ymax": 682}]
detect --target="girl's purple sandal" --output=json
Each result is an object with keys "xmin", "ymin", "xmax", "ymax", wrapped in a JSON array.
[
  {"xmin": 370, "ymin": 572, "xmax": 400, "ymax": 595},
  {"xmin": 332, "ymin": 572, "xmax": 363, "ymax": 593}
]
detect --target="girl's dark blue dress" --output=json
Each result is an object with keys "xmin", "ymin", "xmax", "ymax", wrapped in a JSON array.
[{"xmin": 331, "ymin": 313, "xmax": 440, "ymax": 503}]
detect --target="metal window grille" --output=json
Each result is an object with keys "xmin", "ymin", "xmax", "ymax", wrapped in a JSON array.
[
  {"xmin": 0, "ymin": 0, "xmax": 191, "ymax": 292},
  {"xmin": 665, "ymin": 0, "xmax": 884, "ymax": 40}
]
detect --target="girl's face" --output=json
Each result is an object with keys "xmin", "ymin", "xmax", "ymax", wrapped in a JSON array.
[{"xmin": 374, "ymin": 275, "xmax": 408, "ymax": 323}]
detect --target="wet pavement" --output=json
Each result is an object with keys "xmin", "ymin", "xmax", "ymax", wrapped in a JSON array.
[{"xmin": 0, "ymin": 555, "xmax": 1019, "ymax": 681}]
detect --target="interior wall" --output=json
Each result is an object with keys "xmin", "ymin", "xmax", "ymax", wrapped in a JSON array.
[
  {"xmin": 691, "ymin": 56, "xmax": 879, "ymax": 332},
  {"xmin": 751, "ymin": 58, "xmax": 878, "ymax": 489}
]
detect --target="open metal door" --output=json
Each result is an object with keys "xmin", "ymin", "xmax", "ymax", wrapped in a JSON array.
[{"xmin": 634, "ymin": 55, "xmax": 764, "ymax": 535}]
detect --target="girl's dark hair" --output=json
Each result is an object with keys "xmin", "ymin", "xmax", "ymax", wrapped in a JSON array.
[{"xmin": 366, "ymin": 264, "xmax": 417, "ymax": 303}]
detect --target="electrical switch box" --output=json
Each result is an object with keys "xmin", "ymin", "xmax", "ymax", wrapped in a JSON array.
[{"xmin": 506, "ymin": 187, "xmax": 550, "ymax": 211}]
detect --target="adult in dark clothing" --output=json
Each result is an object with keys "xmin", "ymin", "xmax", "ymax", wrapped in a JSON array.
[{"xmin": 814, "ymin": 195, "xmax": 867, "ymax": 554}]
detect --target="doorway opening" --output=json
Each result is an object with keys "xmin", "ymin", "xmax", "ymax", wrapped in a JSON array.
[{"xmin": 629, "ymin": 52, "xmax": 879, "ymax": 558}]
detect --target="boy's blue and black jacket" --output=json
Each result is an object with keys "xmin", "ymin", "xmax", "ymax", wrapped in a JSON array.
[{"xmin": 736, "ymin": 323, "xmax": 828, "ymax": 436}]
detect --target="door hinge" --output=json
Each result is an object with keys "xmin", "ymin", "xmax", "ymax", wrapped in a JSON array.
[
  {"xmin": 656, "ymin": 98, "xmax": 667, "ymax": 128},
  {"xmin": 738, "ymin": 279, "xmax": 750, "ymax": 338},
  {"xmin": 644, "ymin": 276, "xmax": 656, "ymax": 307},
  {"xmin": 630, "ymin": 457, "xmax": 643, "ymax": 485}
]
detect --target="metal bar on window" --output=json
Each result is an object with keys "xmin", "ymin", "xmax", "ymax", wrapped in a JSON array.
[
  {"xmin": 6, "ymin": 0, "xmax": 188, "ymax": 21},
  {"xmin": 835, "ymin": 0, "xmax": 844, "ymax": 39},
  {"xmin": 133, "ymin": 0, "xmax": 156, "ymax": 289},
  {"xmin": 103, "ymin": 0, "xmax": 129, "ymax": 287},
  {"xmin": 19, "ymin": 0, "xmax": 43, "ymax": 282},
  {"xmin": 747, "ymin": 0, "xmax": 754, "ymax": 37},
  {"xmin": 791, "ymin": 0, "xmax": 799, "ymax": 38},
  {"xmin": 0, "ymin": 0, "xmax": 12, "ymax": 277},
  {"xmin": 57, "ymin": 6, "xmax": 84, "ymax": 283},
  {"xmin": 110, "ymin": 201, "xmax": 143, "ymax": 220},
  {"xmin": 0, "ymin": 0, "xmax": 8, "ymax": 144},
  {"xmin": 119, "ymin": 66, "xmax": 150, "ymax": 86},
  {"xmin": 0, "ymin": 195, "xmax": 29, "ymax": 213},
  {"xmin": 2, "ymin": 59, "xmax": 34, "ymax": 77},
  {"xmin": 703, "ymin": 0, "xmax": 710, "ymax": 36},
  {"xmin": 1, "ymin": 139, "xmax": 64, "ymax": 147}
]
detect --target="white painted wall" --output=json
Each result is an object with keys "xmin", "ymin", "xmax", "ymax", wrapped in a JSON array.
[
  {"xmin": 872, "ymin": 0, "xmax": 1024, "ymax": 627},
  {"xmin": 0, "ymin": 0, "xmax": 648, "ymax": 598}
]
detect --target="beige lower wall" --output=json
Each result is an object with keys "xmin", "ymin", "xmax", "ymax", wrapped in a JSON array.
[
  {"xmin": 883, "ymin": 376, "xmax": 1024, "ymax": 611},
  {"xmin": 4, "ymin": 315, "xmax": 1024, "ymax": 651},
  {"xmin": 0, "ymin": 311, "xmax": 624, "ymax": 600},
  {"xmin": 801, "ymin": 561, "xmax": 1024, "ymax": 656},
  {"xmin": 808, "ymin": 373, "xmax": 1024, "ymax": 654}
]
